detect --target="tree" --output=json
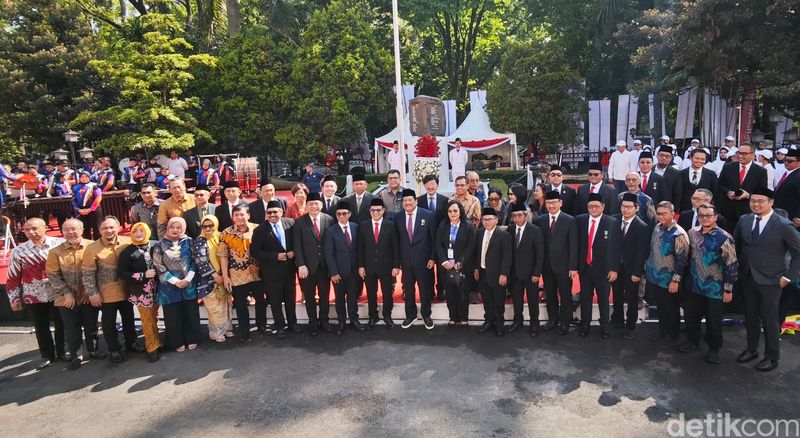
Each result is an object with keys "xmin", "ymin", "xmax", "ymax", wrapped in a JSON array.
[
  {"xmin": 486, "ymin": 41, "xmax": 585, "ymax": 153},
  {"xmin": 281, "ymin": 0, "xmax": 394, "ymax": 161},
  {"xmin": 0, "ymin": 0, "xmax": 100, "ymax": 156},
  {"xmin": 71, "ymin": 13, "xmax": 217, "ymax": 155}
]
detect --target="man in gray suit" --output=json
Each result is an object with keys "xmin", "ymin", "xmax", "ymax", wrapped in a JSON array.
[
  {"xmin": 183, "ymin": 184, "xmax": 216, "ymax": 238},
  {"xmin": 733, "ymin": 187, "xmax": 800, "ymax": 372},
  {"xmin": 343, "ymin": 173, "xmax": 375, "ymax": 225}
]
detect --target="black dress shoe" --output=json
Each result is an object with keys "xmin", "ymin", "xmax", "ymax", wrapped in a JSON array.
[
  {"xmin": 556, "ymin": 327, "xmax": 568, "ymax": 336},
  {"xmin": 146, "ymin": 351, "xmax": 160, "ymax": 362},
  {"xmin": 623, "ymin": 329, "xmax": 635, "ymax": 340},
  {"xmin": 755, "ymin": 358, "xmax": 778, "ymax": 372},
  {"xmin": 678, "ymin": 341, "xmax": 700, "ymax": 353},
  {"xmin": 366, "ymin": 318, "xmax": 378, "ymax": 329},
  {"xmin": 67, "ymin": 358, "xmax": 82, "ymax": 370},
  {"xmin": 423, "ymin": 318, "xmax": 434, "ymax": 330},
  {"xmin": 705, "ymin": 349, "xmax": 720, "ymax": 364},
  {"xmin": 495, "ymin": 329, "xmax": 504, "ymax": 337},
  {"xmin": 110, "ymin": 351, "xmax": 124, "ymax": 363},
  {"xmin": 320, "ymin": 321, "xmax": 333, "ymax": 333},
  {"xmin": 276, "ymin": 328, "xmax": 286, "ymax": 339},
  {"xmin": 477, "ymin": 322, "xmax": 493, "ymax": 333},
  {"xmin": 383, "ymin": 317, "xmax": 395, "ymax": 329},
  {"xmin": 736, "ymin": 350, "xmax": 759, "ymax": 363},
  {"xmin": 335, "ymin": 323, "xmax": 345, "ymax": 336},
  {"xmin": 36, "ymin": 359, "xmax": 53, "ymax": 370},
  {"xmin": 257, "ymin": 326, "xmax": 270, "ymax": 336},
  {"xmin": 506, "ymin": 321, "xmax": 523, "ymax": 333},
  {"xmin": 401, "ymin": 318, "xmax": 414, "ymax": 329},
  {"xmin": 542, "ymin": 321, "xmax": 558, "ymax": 331},
  {"xmin": 351, "ymin": 320, "xmax": 366, "ymax": 331},
  {"xmin": 127, "ymin": 343, "xmax": 145, "ymax": 353}
]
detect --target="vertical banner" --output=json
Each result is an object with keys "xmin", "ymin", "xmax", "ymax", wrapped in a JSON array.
[
  {"xmin": 702, "ymin": 88, "xmax": 713, "ymax": 146},
  {"xmin": 775, "ymin": 110, "xmax": 794, "ymax": 146},
  {"xmin": 738, "ymin": 89, "xmax": 756, "ymax": 144},
  {"xmin": 443, "ymin": 99, "xmax": 457, "ymax": 136},
  {"xmin": 588, "ymin": 99, "xmax": 611, "ymax": 152},
  {"xmin": 402, "ymin": 84, "xmax": 415, "ymax": 113},
  {"xmin": 648, "ymin": 93, "xmax": 656, "ymax": 141},
  {"xmin": 616, "ymin": 95, "xmax": 639, "ymax": 148},
  {"xmin": 675, "ymin": 87, "xmax": 698, "ymax": 140}
]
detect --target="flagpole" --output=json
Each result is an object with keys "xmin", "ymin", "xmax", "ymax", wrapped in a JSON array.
[{"xmin": 391, "ymin": 0, "xmax": 405, "ymax": 184}]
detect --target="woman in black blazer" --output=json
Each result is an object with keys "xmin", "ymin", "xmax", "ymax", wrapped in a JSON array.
[{"xmin": 436, "ymin": 200, "xmax": 477, "ymax": 326}]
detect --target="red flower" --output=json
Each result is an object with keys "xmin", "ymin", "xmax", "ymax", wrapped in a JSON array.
[{"xmin": 415, "ymin": 134, "xmax": 440, "ymax": 158}]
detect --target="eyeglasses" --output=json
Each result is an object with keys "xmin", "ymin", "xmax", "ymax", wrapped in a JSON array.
[
  {"xmin": 697, "ymin": 214, "xmax": 715, "ymax": 219},
  {"xmin": 488, "ymin": 196, "xmax": 501, "ymax": 201},
  {"xmin": 784, "ymin": 159, "xmax": 798, "ymax": 164},
  {"xmin": 738, "ymin": 151, "xmax": 754, "ymax": 155},
  {"xmin": 201, "ymin": 224, "xmax": 215, "ymax": 229},
  {"xmin": 369, "ymin": 208, "xmax": 383, "ymax": 213},
  {"xmin": 335, "ymin": 211, "xmax": 350, "ymax": 216},
  {"xmin": 550, "ymin": 173, "xmax": 563, "ymax": 177},
  {"xmin": 266, "ymin": 210, "xmax": 281, "ymax": 215},
  {"xmin": 587, "ymin": 172, "xmax": 601, "ymax": 176}
]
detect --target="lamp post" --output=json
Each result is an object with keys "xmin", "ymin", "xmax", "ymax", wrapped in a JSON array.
[
  {"xmin": 77, "ymin": 146, "xmax": 93, "ymax": 162},
  {"xmin": 750, "ymin": 129, "xmax": 766, "ymax": 144},
  {"xmin": 784, "ymin": 127, "xmax": 798, "ymax": 145},
  {"xmin": 63, "ymin": 129, "xmax": 79, "ymax": 165},
  {"xmin": 768, "ymin": 110, "xmax": 784, "ymax": 152}
]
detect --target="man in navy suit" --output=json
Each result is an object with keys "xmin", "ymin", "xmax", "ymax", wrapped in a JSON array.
[
  {"xmin": 418, "ymin": 174, "xmax": 449, "ymax": 302},
  {"xmin": 717, "ymin": 143, "xmax": 769, "ymax": 230},
  {"xmin": 534, "ymin": 190, "xmax": 579, "ymax": 335},
  {"xmin": 324, "ymin": 201, "xmax": 363, "ymax": 335},
  {"xmin": 249, "ymin": 200, "xmax": 298, "ymax": 338},
  {"xmin": 611, "ymin": 193, "xmax": 650, "ymax": 339},
  {"xmin": 734, "ymin": 187, "xmax": 800, "ymax": 371},
  {"xmin": 506, "ymin": 202, "xmax": 544, "ymax": 336},
  {"xmin": 357, "ymin": 198, "xmax": 400, "ymax": 329},
  {"xmin": 574, "ymin": 163, "xmax": 619, "ymax": 216},
  {"xmin": 474, "ymin": 207, "xmax": 512, "ymax": 336},
  {"xmin": 576, "ymin": 193, "xmax": 621, "ymax": 338},
  {"xmin": 343, "ymin": 172, "xmax": 375, "ymax": 225},
  {"xmin": 546, "ymin": 165, "xmax": 576, "ymax": 215},
  {"xmin": 396, "ymin": 189, "xmax": 437, "ymax": 329}
]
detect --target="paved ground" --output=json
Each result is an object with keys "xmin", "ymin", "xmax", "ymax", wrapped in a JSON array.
[{"xmin": 0, "ymin": 323, "xmax": 797, "ymax": 437}]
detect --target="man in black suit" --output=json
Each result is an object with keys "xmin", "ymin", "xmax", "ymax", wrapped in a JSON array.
[
  {"xmin": 611, "ymin": 193, "xmax": 650, "ymax": 339},
  {"xmin": 733, "ymin": 187, "xmax": 800, "ymax": 372},
  {"xmin": 184, "ymin": 184, "xmax": 216, "ymax": 238},
  {"xmin": 576, "ymin": 193, "xmax": 621, "ymax": 338},
  {"xmin": 547, "ymin": 165, "xmax": 577, "ymax": 215},
  {"xmin": 343, "ymin": 173, "xmax": 375, "ymax": 225},
  {"xmin": 773, "ymin": 148, "xmax": 800, "ymax": 227},
  {"xmin": 320, "ymin": 175, "xmax": 341, "ymax": 217},
  {"xmin": 474, "ymin": 207, "xmax": 512, "ymax": 337},
  {"xmin": 717, "ymin": 143, "xmax": 769, "ymax": 230},
  {"xmin": 654, "ymin": 145, "xmax": 683, "ymax": 207},
  {"xmin": 679, "ymin": 148, "xmax": 719, "ymax": 211},
  {"xmin": 638, "ymin": 151, "xmax": 664, "ymax": 203},
  {"xmin": 324, "ymin": 201, "xmax": 363, "ymax": 335},
  {"xmin": 574, "ymin": 163, "xmax": 619, "ymax": 216},
  {"xmin": 249, "ymin": 181, "xmax": 288, "ymax": 225},
  {"xmin": 396, "ymin": 189, "xmax": 437, "ymax": 330},
  {"xmin": 293, "ymin": 191, "xmax": 335, "ymax": 336},
  {"xmin": 534, "ymin": 190, "xmax": 579, "ymax": 335},
  {"xmin": 678, "ymin": 188, "xmax": 727, "ymax": 231},
  {"xmin": 418, "ymin": 174, "xmax": 449, "ymax": 301},
  {"xmin": 357, "ymin": 198, "xmax": 400, "ymax": 329},
  {"xmin": 506, "ymin": 202, "xmax": 544, "ymax": 336},
  {"xmin": 249, "ymin": 200, "xmax": 299, "ymax": 338},
  {"xmin": 215, "ymin": 180, "xmax": 246, "ymax": 231}
]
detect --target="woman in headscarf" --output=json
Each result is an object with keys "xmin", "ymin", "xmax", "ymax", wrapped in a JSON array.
[
  {"xmin": 152, "ymin": 216, "xmax": 202, "ymax": 352},
  {"xmin": 72, "ymin": 170, "xmax": 103, "ymax": 239},
  {"xmin": 503, "ymin": 183, "xmax": 530, "ymax": 225},
  {"xmin": 191, "ymin": 214, "xmax": 233, "ymax": 342},
  {"xmin": 117, "ymin": 222, "xmax": 162, "ymax": 362}
]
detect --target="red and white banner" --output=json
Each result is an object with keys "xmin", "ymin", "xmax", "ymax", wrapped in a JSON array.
[{"xmin": 738, "ymin": 89, "xmax": 756, "ymax": 144}]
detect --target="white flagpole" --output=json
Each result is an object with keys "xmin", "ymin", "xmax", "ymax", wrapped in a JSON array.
[{"xmin": 391, "ymin": 0, "xmax": 406, "ymax": 183}]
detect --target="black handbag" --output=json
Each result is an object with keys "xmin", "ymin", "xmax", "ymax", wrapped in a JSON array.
[{"xmin": 446, "ymin": 267, "xmax": 465, "ymax": 286}]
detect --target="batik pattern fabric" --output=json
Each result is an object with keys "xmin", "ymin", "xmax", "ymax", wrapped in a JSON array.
[
  {"xmin": 618, "ymin": 191, "xmax": 656, "ymax": 225},
  {"xmin": 217, "ymin": 223, "xmax": 260, "ymax": 287},
  {"xmin": 152, "ymin": 236, "xmax": 197, "ymax": 305},
  {"xmin": 688, "ymin": 227, "xmax": 738, "ymax": 300},
  {"xmin": 46, "ymin": 238, "xmax": 92, "ymax": 306},
  {"xmin": 117, "ymin": 242, "xmax": 158, "ymax": 308},
  {"xmin": 645, "ymin": 222, "xmax": 690, "ymax": 288},
  {"xmin": 191, "ymin": 236, "xmax": 218, "ymax": 299},
  {"xmin": 7, "ymin": 236, "xmax": 63, "ymax": 305}
]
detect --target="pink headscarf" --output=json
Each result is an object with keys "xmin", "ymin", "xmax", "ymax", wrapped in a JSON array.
[{"xmin": 166, "ymin": 216, "xmax": 187, "ymax": 240}]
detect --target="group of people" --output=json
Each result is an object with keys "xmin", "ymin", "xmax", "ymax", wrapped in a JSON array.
[{"xmin": 4, "ymin": 139, "xmax": 800, "ymax": 375}]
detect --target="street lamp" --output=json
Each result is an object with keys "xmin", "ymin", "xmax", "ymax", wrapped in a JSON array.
[
  {"xmin": 784, "ymin": 127, "xmax": 798, "ymax": 144},
  {"xmin": 78, "ymin": 146, "xmax": 93, "ymax": 161},
  {"xmin": 750, "ymin": 129, "xmax": 766, "ymax": 143},
  {"xmin": 768, "ymin": 110, "xmax": 783, "ymax": 124},
  {"xmin": 63, "ymin": 129, "xmax": 79, "ymax": 164}
]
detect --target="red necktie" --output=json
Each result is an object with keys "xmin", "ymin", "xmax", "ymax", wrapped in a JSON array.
[
  {"xmin": 343, "ymin": 225, "xmax": 351, "ymax": 246},
  {"xmin": 642, "ymin": 174, "xmax": 648, "ymax": 190},
  {"xmin": 776, "ymin": 172, "xmax": 788, "ymax": 189},
  {"xmin": 374, "ymin": 222, "xmax": 380, "ymax": 243},
  {"xmin": 586, "ymin": 219, "xmax": 596, "ymax": 265},
  {"xmin": 313, "ymin": 217, "xmax": 319, "ymax": 239},
  {"xmin": 739, "ymin": 165, "xmax": 746, "ymax": 185},
  {"xmin": 407, "ymin": 214, "xmax": 414, "ymax": 241},
  {"xmin": 590, "ymin": 185, "xmax": 595, "ymax": 193}
]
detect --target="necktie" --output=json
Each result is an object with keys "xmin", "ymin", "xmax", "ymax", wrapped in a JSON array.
[
  {"xmin": 622, "ymin": 220, "xmax": 629, "ymax": 236},
  {"xmin": 429, "ymin": 197, "xmax": 435, "ymax": 211},
  {"xmin": 642, "ymin": 173, "xmax": 648, "ymax": 190},
  {"xmin": 481, "ymin": 231, "xmax": 491, "ymax": 268},
  {"xmin": 343, "ymin": 225, "xmax": 351, "ymax": 246},
  {"xmin": 516, "ymin": 226, "xmax": 522, "ymax": 248},
  {"xmin": 692, "ymin": 170, "xmax": 698, "ymax": 185},
  {"xmin": 586, "ymin": 219, "xmax": 596, "ymax": 265},
  {"xmin": 326, "ymin": 199, "xmax": 332, "ymax": 211},
  {"xmin": 589, "ymin": 185, "xmax": 595, "ymax": 193},
  {"xmin": 273, "ymin": 223, "xmax": 284, "ymax": 249},
  {"xmin": 313, "ymin": 217, "xmax": 320, "ymax": 239},
  {"xmin": 373, "ymin": 222, "xmax": 380, "ymax": 243},
  {"xmin": 356, "ymin": 196, "xmax": 362, "ymax": 212},
  {"xmin": 752, "ymin": 216, "xmax": 762, "ymax": 240},
  {"xmin": 694, "ymin": 213, "xmax": 699, "ymax": 228},
  {"xmin": 776, "ymin": 172, "xmax": 788, "ymax": 189},
  {"xmin": 550, "ymin": 216, "xmax": 557, "ymax": 234},
  {"xmin": 407, "ymin": 214, "xmax": 414, "ymax": 241},
  {"xmin": 739, "ymin": 165, "xmax": 747, "ymax": 185}
]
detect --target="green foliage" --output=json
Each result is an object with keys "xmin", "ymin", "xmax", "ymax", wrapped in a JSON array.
[
  {"xmin": 486, "ymin": 41, "xmax": 585, "ymax": 153},
  {"xmin": 72, "ymin": 13, "xmax": 217, "ymax": 155},
  {"xmin": 0, "ymin": 0, "xmax": 99, "ymax": 156}
]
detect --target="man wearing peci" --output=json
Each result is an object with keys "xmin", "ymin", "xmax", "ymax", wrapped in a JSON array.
[
  {"xmin": 506, "ymin": 203, "xmax": 545, "ymax": 336},
  {"xmin": 396, "ymin": 189, "xmax": 437, "ymax": 330},
  {"xmin": 547, "ymin": 165, "xmax": 577, "ymax": 215},
  {"xmin": 357, "ymin": 198, "xmax": 400, "ymax": 329},
  {"xmin": 343, "ymin": 173, "xmax": 375, "ymax": 225},
  {"xmin": 574, "ymin": 162, "xmax": 619, "ymax": 216},
  {"xmin": 611, "ymin": 193, "xmax": 650, "ymax": 339},
  {"xmin": 249, "ymin": 180, "xmax": 288, "ymax": 225},
  {"xmin": 473, "ymin": 207, "xmax": 512, "ymax": 337},
  {"xmin": 323, "ymin": 201, "xmax": 364, "ymax": 335},
  {"xmin": 184, "ymin": 184, "xmax": 216, "ymax": 239}
]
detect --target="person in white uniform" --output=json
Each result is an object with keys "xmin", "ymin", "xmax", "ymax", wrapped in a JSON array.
[
  {"xmin": 449, "ymin": 138, "xmax": 469, "ymax": 180},
  {"xmin": 387, "ymin": 141, "xmax": 403, "ymax": 173}
]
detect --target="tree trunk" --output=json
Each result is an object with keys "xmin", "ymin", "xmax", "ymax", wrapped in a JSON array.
[{"xmin": 226, "ymin": 0, "xmax": 241, "ymax": 36}]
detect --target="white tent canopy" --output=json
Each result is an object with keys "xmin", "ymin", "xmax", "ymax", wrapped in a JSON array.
[{"xmin": 446, "ymin": 91, "xmax": 518, "ymax": 169}]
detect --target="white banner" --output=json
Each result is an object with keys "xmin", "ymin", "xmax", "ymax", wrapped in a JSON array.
[
  {"xmin": 588, "ymin": 99, "xmax": 611, "ymax": 152},
  {"xmin": 616, "ymin": 95, "xmax": 639, "ymax": 148},
  {"xmin": 443, "ymin": 99, "xmax": 457, "ymax": 136},
  {"xmin": 675, "ymin": 87, "xmax": 698, "ymax": 139},
  {"xmin": 775, "ymin": 110, "xmax": 794, "ymax": 146}
]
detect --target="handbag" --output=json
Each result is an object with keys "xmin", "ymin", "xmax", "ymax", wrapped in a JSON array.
[{"xmin": 446, "ymin": 267, "xmax": 465, "ymax": 286}]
